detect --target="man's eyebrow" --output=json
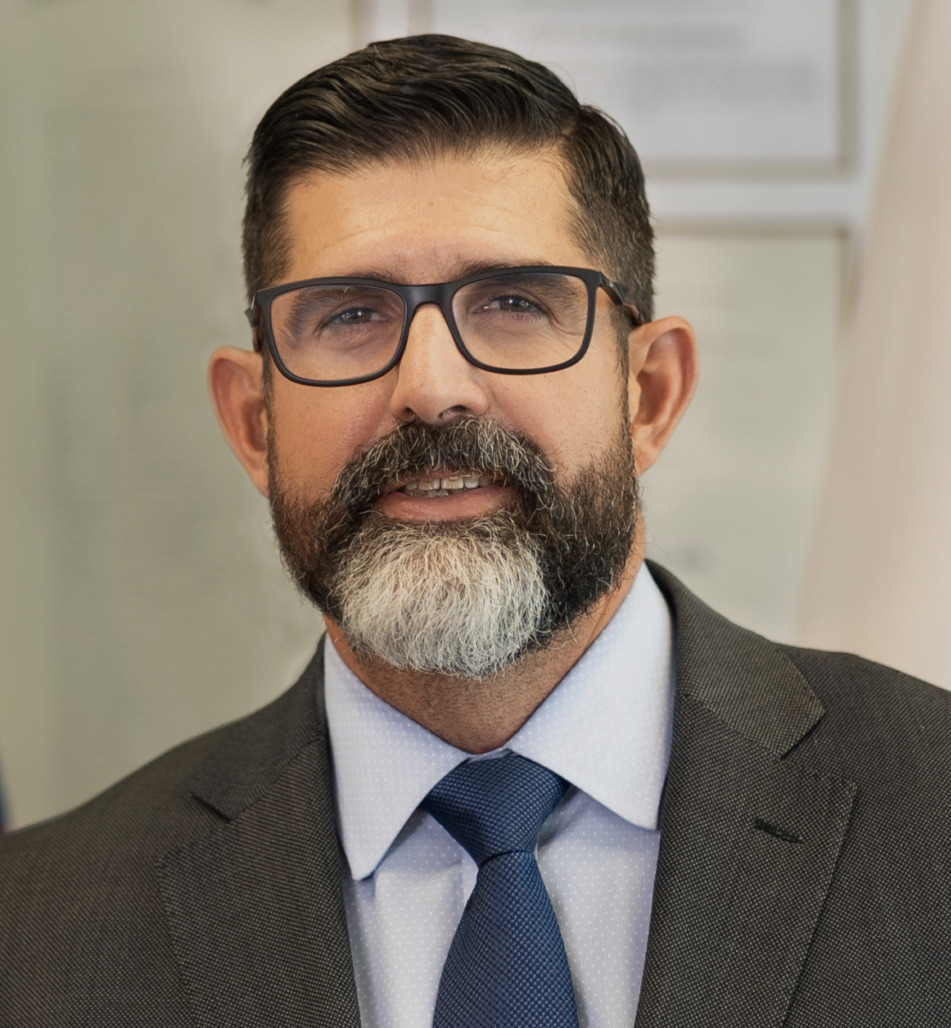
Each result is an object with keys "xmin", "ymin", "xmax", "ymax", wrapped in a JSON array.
[{"xmin": 342, "ymin": 258, "xmax": 559, "ymax": 284}]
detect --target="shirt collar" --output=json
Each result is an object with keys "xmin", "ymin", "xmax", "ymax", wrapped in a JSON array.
[{"xmin": 324, "ymin": 563, "xmax": 675, "ymax": 880}]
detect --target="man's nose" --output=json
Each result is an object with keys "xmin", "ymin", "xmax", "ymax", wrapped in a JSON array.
[{"xmin": 388, "ymin": 302, "xmax": 491, "ymax": 425}]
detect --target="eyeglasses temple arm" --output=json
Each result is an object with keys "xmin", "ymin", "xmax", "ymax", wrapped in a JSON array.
[
  {"xmin": 601, "ymin": 277, "xmax": 644, "ymax": 327},
  {"xmin": 245, "ymin": 304, "xmax": 265, "ymax": 351}
]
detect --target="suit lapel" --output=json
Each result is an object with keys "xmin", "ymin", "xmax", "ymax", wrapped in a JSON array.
[
  {"xmin": 158, "ymin": 645, "xmax": 361, "ymax": 1028},
  {"xmin": 636, "ymin": 566, "xmax": 857, "ymax": 1028}
]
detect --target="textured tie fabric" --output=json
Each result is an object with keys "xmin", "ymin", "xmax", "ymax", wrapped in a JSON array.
[{"xmin": 422, "ymin": 754, "xmax": 580, "ymax": 1028}]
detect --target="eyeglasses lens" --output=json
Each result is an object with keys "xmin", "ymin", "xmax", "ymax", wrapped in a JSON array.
[
  {"xmin": 453, "ymin": 272, "xmax": 589, "ymax": 370},
  {"xmin": 270, "ymin": 283, "xmax": 404, "ymax": 383}
]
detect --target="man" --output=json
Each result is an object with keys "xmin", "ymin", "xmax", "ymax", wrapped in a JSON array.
[{"xmin": 2, "ymin": 34, "xmax": 950, "ymax": 1028}]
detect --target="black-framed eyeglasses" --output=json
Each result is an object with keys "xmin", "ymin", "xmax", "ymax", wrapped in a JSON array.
[{"xmin": 245, "ymin": 265, "xmax": 642, "ymax": 387}]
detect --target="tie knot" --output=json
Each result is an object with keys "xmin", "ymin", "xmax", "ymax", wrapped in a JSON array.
[{"xmin": 422, "ymin": 754, "xmax": 567, "ymax": 866}]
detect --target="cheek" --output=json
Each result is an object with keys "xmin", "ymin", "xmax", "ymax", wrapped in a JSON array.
[
  {"xmin": 269, "ymin": 381, "xmax": 393, "ymax": 495},
  {"xmin": 493, "ymin": 362, "xmax": 629, "ymax": 475}
]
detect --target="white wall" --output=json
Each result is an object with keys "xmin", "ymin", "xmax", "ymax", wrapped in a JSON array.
[{"xmin": 0, "ymin": 0, "xmax": 351, "ymax": 828}]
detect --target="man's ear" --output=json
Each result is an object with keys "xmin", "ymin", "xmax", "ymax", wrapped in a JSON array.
[
  {"xmin": 208, "ymin": 347, "xmax": 270, "ymax": 497},
  {"xmin": 626, "ymin": 316, "xmax": 698, "ymax": 476}
]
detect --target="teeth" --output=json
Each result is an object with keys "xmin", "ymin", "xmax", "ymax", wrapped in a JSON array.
[{"xmin": 401, "ymin": 472, "xmax": 496, "ymax": 496}]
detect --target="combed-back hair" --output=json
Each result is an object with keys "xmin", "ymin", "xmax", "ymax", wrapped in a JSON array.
[{"xmin": 243, "ymin": 34, "xmax": 654, "ymax": 321}]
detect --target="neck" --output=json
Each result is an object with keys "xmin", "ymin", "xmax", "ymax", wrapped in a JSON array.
[{"xmin": 324, "ymin": 530, "xmax": 645, "ymax": 754}]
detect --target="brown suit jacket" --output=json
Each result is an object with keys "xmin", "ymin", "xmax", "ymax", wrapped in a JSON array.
[{"xmin": 2, "ymin": 564, "xmax": 950, "ymax": 1026}]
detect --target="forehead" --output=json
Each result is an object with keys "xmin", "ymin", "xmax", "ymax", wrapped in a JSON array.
[{"xmin": 277, "ymin": 149, "xmax": 590, "ymax": 285}]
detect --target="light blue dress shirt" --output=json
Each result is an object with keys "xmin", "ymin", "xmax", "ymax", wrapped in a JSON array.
[{"xmin": 324, "ymin": 563, "xmax": 675, "ymax": 1028}]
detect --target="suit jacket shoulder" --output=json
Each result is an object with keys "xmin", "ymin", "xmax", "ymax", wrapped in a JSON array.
[
  {"xmin": 0, "ymin": 644, "xmax": 361, "ymax": 1027},
  {"xmin": 640, "ymin": 563, "xmax": 951, "ymax": 1027}
]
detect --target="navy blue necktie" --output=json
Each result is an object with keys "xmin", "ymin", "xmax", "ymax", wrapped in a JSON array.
[{"xmin": 422, "ymin": 753, "xmax": 580, "ymax": 1028}]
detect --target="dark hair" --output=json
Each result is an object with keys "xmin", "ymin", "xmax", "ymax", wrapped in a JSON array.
[{"xmin": 242, "ymin": 34, "xmax": 654, "ymax": 321}]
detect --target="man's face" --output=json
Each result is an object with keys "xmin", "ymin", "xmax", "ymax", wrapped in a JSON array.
[
  {"xmin": 266, "ymin": 150, "xmax": 638, "ymax": 523},
  {"xmin": 261, "ymin": 150, "xmax": 644, "ymax": 676}
]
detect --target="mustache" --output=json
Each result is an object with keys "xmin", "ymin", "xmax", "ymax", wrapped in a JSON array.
[{"xmin": 329, "ymin": 418, "xmax": 557, "ymax": 518}]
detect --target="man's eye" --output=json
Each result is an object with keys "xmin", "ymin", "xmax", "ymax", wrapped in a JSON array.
[
  {"xmin": 483, "ymin": 294, "xmax": 544, "ymax": 315},
  {"xmin": 329, "ymin": 306, "xmax": 380, "ymax": 326}
]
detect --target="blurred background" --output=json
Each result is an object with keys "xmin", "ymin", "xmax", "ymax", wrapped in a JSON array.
[{"xmin": 1, "ymin": 0, "xmax": 946, "ymax": 828}]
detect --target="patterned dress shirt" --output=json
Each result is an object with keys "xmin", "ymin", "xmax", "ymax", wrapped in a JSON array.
[{"xmin": 324, "ymin": 563, "xmax": 675, "ymax": 1028}]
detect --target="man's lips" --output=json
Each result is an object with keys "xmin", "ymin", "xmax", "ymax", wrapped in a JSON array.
[
  {"xmin": 387, "ymin": 470, "xmax": 501, "ymax": 498},
  {"xmin": 376, "ymin": 469, "xmax": 510, "ymax": 520}
]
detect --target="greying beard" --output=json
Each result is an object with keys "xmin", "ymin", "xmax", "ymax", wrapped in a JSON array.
[
  {"xmin": 328, "ymin": 510, "xmax": 547, "ymax": 677},
  {"xmin": 270, "ymin": 418, "xmax": 638, "ymax": 679}
]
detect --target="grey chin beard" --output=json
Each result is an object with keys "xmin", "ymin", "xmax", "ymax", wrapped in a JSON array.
[{"xmin": 330, "ymin": 510, "xmax": 548, "ymax": 679}]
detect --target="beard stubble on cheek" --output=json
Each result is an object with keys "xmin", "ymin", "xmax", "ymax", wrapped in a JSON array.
[{"xmin": 268, "ymin": 415, "xmax": 640, "ymax": 678}]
